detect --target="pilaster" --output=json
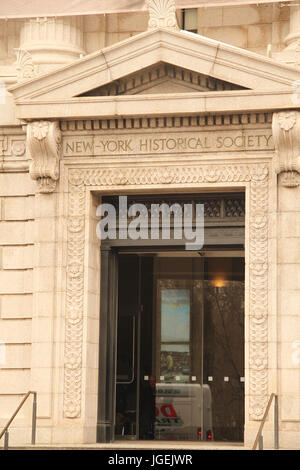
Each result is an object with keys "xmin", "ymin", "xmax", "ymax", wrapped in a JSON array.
[
  {"xmin": 30, "ymin": 190, "xmax": 58, "ymax": 443},
  {"xmin": 272, "ymin": 110, "xmax": 300, "ymax": 448}
]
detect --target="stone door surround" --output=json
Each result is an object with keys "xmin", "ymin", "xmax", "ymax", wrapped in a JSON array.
[{"xmin": 64, "ymin": 159, "xmax": 270, "ymax": 424}]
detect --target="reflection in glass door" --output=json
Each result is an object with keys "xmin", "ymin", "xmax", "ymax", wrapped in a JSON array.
[
  {"xmin": 203, "ymin": 257, "xmax": 245, "ymax": 442},
  {"xmin": 114, "ymin": 253, "xmax": 244, "ymax": 442},
  {"xmin": 154, "ymin": 257, "xmax": 205, "ymax": 441}
]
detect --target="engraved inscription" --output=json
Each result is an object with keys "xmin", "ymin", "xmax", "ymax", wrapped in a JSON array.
[{"xmin": 63, "ymin": 130, "xmax": 274, "ymax": 156}]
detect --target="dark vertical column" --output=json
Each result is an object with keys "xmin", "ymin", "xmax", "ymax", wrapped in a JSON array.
[
  {"xmin": 140, "ymin": 256, "xmax": 155, "ymax": 440},
  {"xmin": 97, "ymin": 246, "xmax": 118, "ymax": 442},
  {"xmin": 192, "ymin": 257, "xmax": 205, "ymax": 440},
  {"xmin": 135, "ymin": 256, "xmax": 142, "ymax": 439}
]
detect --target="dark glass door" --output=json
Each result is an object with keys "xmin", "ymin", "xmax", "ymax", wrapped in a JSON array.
[
  {"xmin": 203, "ymin": 257, "xmax": 245, "ymax": 442},
  {"xmin": 115, "ymin": 254, "xmax": 206, "ymax": 441},
  {"xmin": 97, "ymin": 247, "xmax": 118, "ymax": 443},
  {"xmin": 115, "ymin": 255, "xmax": 140, "ymax": 439},
  {"xmin": 109, "ymin": 252, "xmax": 244, "ymax": 443}
]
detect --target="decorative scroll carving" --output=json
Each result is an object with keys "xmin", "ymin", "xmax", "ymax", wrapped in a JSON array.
[
  {"xmin": 64, "ymin": 182, "xmax": 85, "ymax": 418},
  {"xmin": 272, "ymin": 111, "xmax": 300, "ymax": 187},
  {"xmin": 147, "ymin": 0, "xmax": 179, "ymax": 30},
  {"xmin": 248, "ymin": 177, "xmax": 269, "ymax": 419},
  {"xmin": 27, "ymin": 121, "xmax": 61, "ymax": 193},
  {"xmin": 64, "ymin": 163, "xmax": 270, "ymax": 421},
  {"xmin": 68, "ymin": 165, "xmax": 268, "ymax": 187}
]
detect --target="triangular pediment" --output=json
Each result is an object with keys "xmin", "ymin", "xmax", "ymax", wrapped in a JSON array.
[
  {"xmin": 8, "ymin": 28, "xmax": 300, "ymax": 120},
  {"xmin": 79, "ymin": 62, "xmax": 246, "ymax": 97}
]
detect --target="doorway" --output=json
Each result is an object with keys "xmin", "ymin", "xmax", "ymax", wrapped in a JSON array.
[
  {"xmin": 96, "ymin": 192, "xmax": 245, "ymax": 443},
  {"xmin": 114, "ymin": 251, "xmax": 244, "ymax": 442}
]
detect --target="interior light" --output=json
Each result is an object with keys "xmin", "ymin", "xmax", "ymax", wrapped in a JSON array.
[{"xmin": 213, "ymin": 278, "xmax": 227, "ymax": 288}]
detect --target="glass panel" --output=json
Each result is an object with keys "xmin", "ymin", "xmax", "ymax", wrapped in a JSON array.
[
  {"xmin": 97, "ymin": 248, "xmax": 118, "ymax": 443},
  {"xmin": 139, "ymin": 256, "xmax": 155, "ymax": 440},
  {"xmin": 117, "ymin": 315, "xmax": 135, "ymax": 383},
  {"xmin": 153, "ymin": 258, "xmax": 204, "ymax": 441},
  {"xmin": 113, "ymin": 253, "xmax": 244, "ymax": 443},
  {"xmin": 115, "ymin": 255, "xmax": 139, "ymax": 439},
  {"xmin": 160, "ymin": 344, "xmax": 190, "ymax": 382},
  {"xmin": 160, "ymin": 288, "xmax": 191, "ymax": 381},
  {"xmin": 183, "ymin": 8, "xmax": 198, "ymax": 32},
  {"xmin": 203, "ymin": 257, "xmax": 245, "ymax": 442},
  {"xmin": 161, "ymin": 289, "xmax": 190, "ymax": 342}
]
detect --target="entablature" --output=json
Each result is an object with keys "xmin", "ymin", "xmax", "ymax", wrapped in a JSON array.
[
  {"xmin": 60, "ymin": 112, "xmax": 274, "ymax": 160},
  {"xmin": 13, "ymin": 90, "xmax": 297, "ymax": 122}
]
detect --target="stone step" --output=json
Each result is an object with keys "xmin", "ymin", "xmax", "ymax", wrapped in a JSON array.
[{"xmin": 4, "ymin": 442, "xmax": 251, "ymax": 451}]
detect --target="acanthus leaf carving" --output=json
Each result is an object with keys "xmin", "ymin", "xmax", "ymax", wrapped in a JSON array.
[
  {"xmin": 27, "ymin": 120, "xmax": 61, "ymax": 193},
  {"xmin": 272, "ymin": 110, "xmax": 300, "ymax": 187},
  {"xmin": 277, "ymin": 111, "xmax": 297, "ymax": 131}
]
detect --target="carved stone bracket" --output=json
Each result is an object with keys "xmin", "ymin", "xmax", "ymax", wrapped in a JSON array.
[
  {"xmin": 272, "ymin": 111, "xmax": 300, "ymax": 187},
  {"xmin": 64, "ymin": 163, "xmax": 270, "ymax": 421},
  {"xmin": 27, "ymin": 121, "xmax": 62, "ymax": 193},
  {"xmin": 147, "ymin": 0, "xmax": 179, "ymax": 31}
]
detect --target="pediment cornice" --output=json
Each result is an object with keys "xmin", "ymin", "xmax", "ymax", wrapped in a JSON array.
[
  {"xmin": 8, "ymin": 27, "xmax": 300, "ymax": 120},
  {"xmin": 10, "ymin": 29, "xmax": 300, "ymax": 98}
]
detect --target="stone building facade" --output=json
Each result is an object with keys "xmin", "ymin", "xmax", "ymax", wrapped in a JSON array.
[{"xmin": 0, "ymin": 1, "xmax": 300, "ymax": 449}]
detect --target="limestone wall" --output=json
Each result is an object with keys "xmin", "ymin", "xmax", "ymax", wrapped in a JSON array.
[
  {"xmin": 277, "ymin": 180, "xmax": 300, "ymax": 447},
  {"xmin": 82, "ymin": 4, "xmax": 289, "ymax": 55},
  {"xmin": 0, "ymin": 19, "xmax": 21, "ymax": 67},
  {"xmin": 0, "ymin": 171, "xmax": 35, "ymax": 443},
  {"xmin": 197, "ymin": 4, "xmax": 289, "ymax": 55}
]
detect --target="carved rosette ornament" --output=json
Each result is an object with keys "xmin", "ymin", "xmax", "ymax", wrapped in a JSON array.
[
  {"xmin": 147, "ymin": 0, "xmax": 179, "ymax": 30},
  {"xmin": 272, "ymin": 111, "xmax": 300, "ymax": 187},
  {"xmin": 27, "ymin": 121, "xmax": 61, "ymax": 193},
  {"xmin": 64, "ymin": 163, "xmax": 270, "ymax": 421}
]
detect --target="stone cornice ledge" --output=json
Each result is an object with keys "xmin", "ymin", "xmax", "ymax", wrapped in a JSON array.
[{"xmin": 15, "ymin": 90, "xmax": 299, "ymax": 121}]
